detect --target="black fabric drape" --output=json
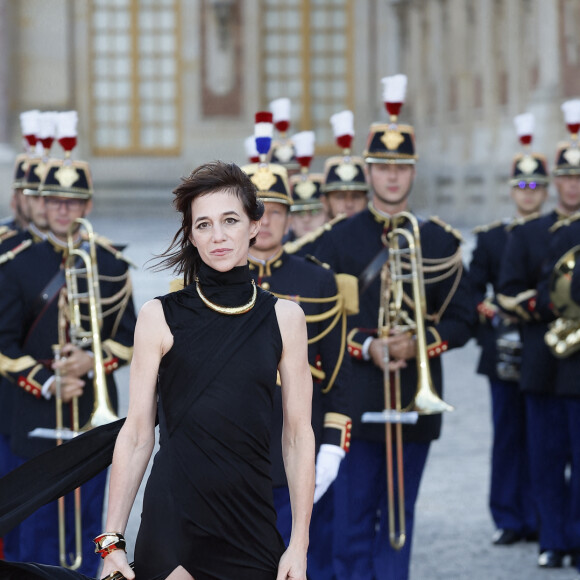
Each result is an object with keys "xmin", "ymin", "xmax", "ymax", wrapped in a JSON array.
[{"xmin": 0, "ymin": 418, "xmax": 125, "ymax": 536}]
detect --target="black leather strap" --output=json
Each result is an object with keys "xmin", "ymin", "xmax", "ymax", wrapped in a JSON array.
[{"xmin": 358, "ymin": 246, "xmax": 389, "ymax": 297}]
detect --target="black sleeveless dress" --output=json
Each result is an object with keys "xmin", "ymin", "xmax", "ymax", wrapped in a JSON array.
[{"xmin": 134, "ymin": 263, "xmax": 286, "ymax": 580}]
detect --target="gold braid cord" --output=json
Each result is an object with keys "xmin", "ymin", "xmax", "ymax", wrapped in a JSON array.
[
  {"xmin": 397, "ymin": 246, "xmax": 464, "ymax": 324},
  {"xmin": 59, "ymin": 271, "xmax": 133, "ymax": 341},
  {"xmin": 272, "ymin": 289, "xmax": 348, "ymax": 394}
]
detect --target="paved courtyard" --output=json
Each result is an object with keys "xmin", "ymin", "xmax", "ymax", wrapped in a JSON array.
[{"xmin": 85, "ymin": 193, "xmax": 579, "ymax": 580}]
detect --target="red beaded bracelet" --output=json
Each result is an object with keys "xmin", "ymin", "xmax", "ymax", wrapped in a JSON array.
[{"xmin": 93, "ymin": 532, "xmax": 127, "ymax": 559}]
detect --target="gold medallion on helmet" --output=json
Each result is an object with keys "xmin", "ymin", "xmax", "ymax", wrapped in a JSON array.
[
  {"xmin": 251, "ymin": 167, "xmax": 277, "ymax": 192},
  {"xmin": 381, "ymin": 129, "xmax": 405, "ymax": 151},
  {"xmin": 335, "ymin": 163, "xmax": 358, "ymax": 182},
  {"xmin": 55, "ymin": 164, "xmax": 80, "ymax": 188}
]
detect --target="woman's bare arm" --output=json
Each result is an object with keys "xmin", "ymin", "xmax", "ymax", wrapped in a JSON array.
[
  {"xmin": 100, "ymin": 299, "xmax": 173, "ymax": 578},
  {"xmin": 275, "ymin": 298, "xmax": 315, "ymax": 580}
]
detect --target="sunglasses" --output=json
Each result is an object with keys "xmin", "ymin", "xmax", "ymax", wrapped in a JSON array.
[{"xmin": 516, "ymin": 181, "xmax": 539, "ymax": 190}]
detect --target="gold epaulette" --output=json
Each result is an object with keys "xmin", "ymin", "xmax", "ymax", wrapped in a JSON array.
[
  {"xmin": 94, "ymin": 235, "xmax": 137, "ymax": 269},
  {"xmin": 169, "ymin": 278, "xmax": 185, "ymax": 293},
  {"xmin": 0, "ymin": 239, "xmax": 33, "ymax": 265},
  {"xmin": 429, "ymin": 216, "xmax": 463, "ymax": 242},
  {"xmin": 549, "ymin": 212, "xmax": 580, "ymax": 233},
  {"xmin": 284, "ymin": 213, "xmax": 347, "ymax": 254},
  {"xmin": 0, "ymin": 227, "xmax": 17, "ymax": 243},
  {"xmin": 472, "ymin": 219, "xmax": 505, "ymax": 235},
  {"xmin": 506, "ymin": 212, "xmax": 540, "ymax": 232}
]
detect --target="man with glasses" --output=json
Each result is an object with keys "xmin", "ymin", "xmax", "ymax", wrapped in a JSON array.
[
  {"xmin": 0, "ymin": 157, "xmax": 136, "ymax": 575},
  {"xmin": 498, "ymin": 111, "xmax": 580, "ymax": 567},
  {"xmin": 468, "ymin": 135, "xmax": 549, "ymax": 548}
]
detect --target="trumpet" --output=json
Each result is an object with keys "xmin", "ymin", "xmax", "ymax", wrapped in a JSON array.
[
  {"xmin": 362, "ymin": 211, "xmax": 453, "ymax": 550},
  {"xmin": 545, "ymin": 245, "xmax": 580, "ymax": 358}
]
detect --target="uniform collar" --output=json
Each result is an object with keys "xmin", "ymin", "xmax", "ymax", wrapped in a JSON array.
[
  {"xmin": 248, "ymin": 247, "xmax": 285, "ymax": 279},
  {"xmin": 46, "ymin": 231, "xmax": 82, "ymax": 254},
  {"xmin": 28, "ymin": 223, "xmax": 47, "ymax": 243},
  {"xmin": 368, "ymin": 200, "xmax": 397, "ymax": 228}
]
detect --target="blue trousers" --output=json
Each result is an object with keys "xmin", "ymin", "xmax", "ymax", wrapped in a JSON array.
[
  {"xmin": 526, "ymin": 393, "xmax": 580, "ymax": 553},
  {"xmin": 0, "ymin": 433, "xmax": 20, "ymax": 561},
  {"xmin": 7, "ymin": 455, "xmax": 107, "ymax": 577},
  {"xmin": 489, "ymin": 379, "xmax": 536, "ymax": 534},
  {"xmin": 273, "ymin": 483, "xmax": 336, "ymax": 580},
  {"xmin": 332, "ymin": 439, "xmax": 430, "ymax": 580}
]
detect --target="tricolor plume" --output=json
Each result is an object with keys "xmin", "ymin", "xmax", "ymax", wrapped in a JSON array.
[
  {"xmin": 561, "ymin": 100, "xmax": 580, "ymax": 138},
  {"xmin": 330, "ymin": 110, "xmax": 354, "ymax": 153},
  {"xmin": 270, "ymin": 98, "xmax": 291, "ymax": 134},
  {"xmin": 293, "ymin": 131, "xmax": 315, "ymax": 171},
  {"xmin": 513, "ymin": 113, "xmax": 534, "ymax": 146},
  {"xmin": 244, "ymin": 136, "xmax": 260, "ymax": 163},
  {"xmin": 381, "ymin": 74, "xmax": 407, "ymax": 121},
  {"xmin": 254, "ymin": 111, "xmax": 274, "ymax": 160}
]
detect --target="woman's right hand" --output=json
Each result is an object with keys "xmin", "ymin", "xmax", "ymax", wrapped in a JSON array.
[{"xmin": 100, "ymin": 550, "xmax": 135, "ymax": 579}]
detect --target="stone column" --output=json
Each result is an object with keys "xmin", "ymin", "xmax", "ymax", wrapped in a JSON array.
[{"xmin": 0, "ymin": 0, "xmax": 14, "ymax": 163}]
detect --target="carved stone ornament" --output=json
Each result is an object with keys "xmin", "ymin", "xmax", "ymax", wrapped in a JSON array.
[
  {"xmin": 251, "ymin": 167, "xmax": 277, "ymax": 192},
  {"xmin": 295, "ymin": 180, "xmax": 317, "ymax": 200},
  {"xmin": 381, "ymin": 128, "xmax": 405, "ymax": 151},
  {"xmin": 564, "ymin": 147, "xmax": 580, "ymax": 167},
  {"xmin": 517, "ymin": 154, "xmax": 539, "ymax": 175},
  {"xmin": 55, "ymin": 164, "xmax": 80, "ymax": 188},
  {"xmin": 335, "ymin": 163, "xmax": 358, "ymax": 182},
  {"xmin": 274, "ymin": 143, "xmax": 294, "ymax": 163}
]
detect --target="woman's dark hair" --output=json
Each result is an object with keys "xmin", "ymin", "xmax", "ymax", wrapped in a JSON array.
[{"xmin": 153, "ymin": 161, "xmax": 264, "ymax": 285}]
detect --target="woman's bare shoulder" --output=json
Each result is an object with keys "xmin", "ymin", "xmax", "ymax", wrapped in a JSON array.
[
  {"xmin": 136, "ymin": 299, "xmax": 173, "ymax": 353},
  {"xmin": 274, "ymin": 297, "xmax": 306, "ymax": 325},
  {"xmin": 138, "ymin": 298, "xmax": 165, "ymax": 324}
]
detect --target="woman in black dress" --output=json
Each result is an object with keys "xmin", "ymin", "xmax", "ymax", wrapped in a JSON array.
[{"xmin": 99, "ymin": 161, "xmax": 315, "ymax": 580}]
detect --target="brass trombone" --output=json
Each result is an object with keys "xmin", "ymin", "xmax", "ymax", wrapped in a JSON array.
[
  {"xmin": 362, "ymin": 211, "xmax": 454, "ymax": 550},
  {"xmin": 53, "ymin": 218, "xmax": 119, "ymax": 568}
]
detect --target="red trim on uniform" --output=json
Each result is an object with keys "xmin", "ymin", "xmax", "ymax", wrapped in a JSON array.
[
  {"xmin": 427, "ymin": 341, "xmax": 449, "ymax": 359},
  {"xmin": 344, "ymin": 419, "xmax": 352, "ymax": 452},
  {"xmin": 17, "ymin": 375, "xmax": 41, "ymax": 398},
  {"xmin": 527, "ymin": 297, "xmax": 537, "ymax": 312},
  {"xmin": 103, "ymin": 357, "xmax": 120, "ymax": 374},
  {"xmin": 347, "ymin": 344, "xmax": 363, "ymax": 360}
]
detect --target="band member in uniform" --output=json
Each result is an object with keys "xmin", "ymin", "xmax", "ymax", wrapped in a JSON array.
[
  {"xmin": 497, "ymin": 99, "xmax": 580, "ymax": 568},
  {"xmin": 315, "ymin": 75, "xmax": 474, "ymax": 580},
  {"xmin": 283, "ymin": 113, "xmax": 369, "ymax": 260},
  {"xmin": 268, "ymin": 98, "xmax": 301, "ymax": 179},
  {"xmin": 321, "ymin": 111, "xmax": 369, "ymax": 220},
  {"xmin": 287, "ymin": 131, "xmax": 328, "ymax": 243},
  {"xmin": 243, "ymin": 114, "xmax": 352, "ymax": 580},
  {"xmin": 0, "ymin": 154, "xmax": 136, "ymax": 575},
  {"xmin": 0, "ymin": 153, "xmax": 32, "ymax": 243},
  {"xmin": 468, "ymin": 113, "xmax": 546, "ymax": 546}
]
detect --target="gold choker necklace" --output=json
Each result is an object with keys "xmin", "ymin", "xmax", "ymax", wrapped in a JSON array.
[{"xmin": 195, "ymin": 277, "xmax": 257, "ymax": 315}]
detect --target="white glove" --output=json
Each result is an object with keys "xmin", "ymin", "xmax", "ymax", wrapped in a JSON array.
[{"xmin": 313, "ymin": 444, "xmax": 345, "ymax": 503}]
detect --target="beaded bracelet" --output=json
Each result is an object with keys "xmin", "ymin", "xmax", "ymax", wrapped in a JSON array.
[{"xmin": 93, "ymin": 532, "xmax": 127, "ymax": 559}]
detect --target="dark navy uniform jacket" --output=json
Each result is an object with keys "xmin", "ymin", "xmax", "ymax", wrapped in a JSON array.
[
  {"xmin": 468, "ymin": 220, "xmax": 514, "ymax": 380},
  {"xmin": 249, "ymin": 250, "xmax": 352, "ymax": 487},
  {"xmin": 536, "ymin": 217, "xmax": 580, "ymax": 397},
  {"xmin": 0, "ymin": 235, "xmax": 137, "ymax": 459},
  {"xmin": 497, "ymin": 211, "xmax": 567, "ymax": 395},
  {"xmin": 315, "ymin": 204, "xmax": 474, "ymax": 443}
]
